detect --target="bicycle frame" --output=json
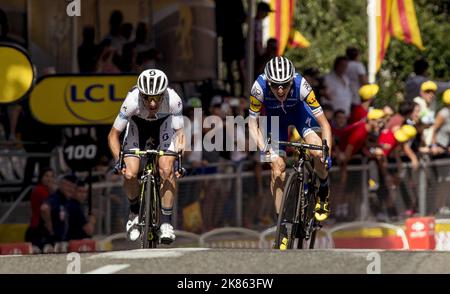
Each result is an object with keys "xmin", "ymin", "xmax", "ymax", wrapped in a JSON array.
[
  {"xmin": 119, "ymin": 149, "xmax": 182, "ymax": 248},
  {"xmin": 273, "ymin": 137, "xmax": 328, "ymax": 249}
]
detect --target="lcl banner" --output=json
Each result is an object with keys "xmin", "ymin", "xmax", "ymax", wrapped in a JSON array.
[{"xmin": 29, "ymin": 74, "xmax": 136, "ymax": 125}]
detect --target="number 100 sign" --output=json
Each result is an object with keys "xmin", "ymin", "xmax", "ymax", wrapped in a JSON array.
[{"xmin": 63, "ymin": 134, "xmax": 99, "ymax": 171}]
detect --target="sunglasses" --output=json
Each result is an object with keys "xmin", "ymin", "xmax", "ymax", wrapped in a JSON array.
[
  {"xmin": 141, "ymin": 93, "xmax": 163, "ymax": 102},
  {"xmin": 269, "ymin": 81, "xmax": 292, "ymax": 89}
]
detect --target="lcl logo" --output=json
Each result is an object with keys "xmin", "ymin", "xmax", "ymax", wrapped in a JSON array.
[{"xmin": 69, "ymin": 84, "xmax": 125, "ymax": 103}]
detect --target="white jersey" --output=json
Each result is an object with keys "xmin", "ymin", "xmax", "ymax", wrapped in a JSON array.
[{"xmin": 113, "ymin": 87, "xmax": 184, "ymax": 132}]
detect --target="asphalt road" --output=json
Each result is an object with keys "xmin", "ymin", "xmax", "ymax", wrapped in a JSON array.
[{"xmin": 1, "ymin": 248, "xmax": 450, "ymax": 274}]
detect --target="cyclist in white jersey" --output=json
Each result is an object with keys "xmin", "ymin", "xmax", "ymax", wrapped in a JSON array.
[{"xmin": 108, "ymin": 69, "xmax": 184, "ymax": 244}]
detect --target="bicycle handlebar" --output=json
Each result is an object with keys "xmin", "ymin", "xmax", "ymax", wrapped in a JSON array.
[
  {"xmin": 118, "ymin": 149, "xmax": 184, "ymax": 175},
  {"xmin": 266, "ymin": 133, "xmax": 329, "ymax": 165}
]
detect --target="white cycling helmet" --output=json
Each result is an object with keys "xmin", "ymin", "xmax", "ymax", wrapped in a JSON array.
[
  {"xmin": 264, "ymin": 56, "xmax": 295, "ymax": 84},
  {"xmin": 137, "ymin": 69, "xmax": 168, "ymax": 95}
]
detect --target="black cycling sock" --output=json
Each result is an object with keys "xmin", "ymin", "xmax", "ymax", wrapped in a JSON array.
[
  {"xmin": 161, "ymin": 207, "xmax": 173, "ymax": 224},
  {"xmin": 319, "ymin": 176, "xmax": 329, "ymax": 186},
  {"xmin": 318, "ymin": 177, "xmax": 329, "ymax": 202},
  {"xmin": 129, "ymin": 197, "xmax": 140, "ymax": 214}
]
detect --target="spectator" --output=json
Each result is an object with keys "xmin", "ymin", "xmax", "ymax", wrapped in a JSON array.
[
  {"xmin": 77, "ymin": 26, "xmax": 98, "ymax": 73},
  {"xmin": 324, "ymin": 56, "xmax": 352, "ymax": 116},
  {"xmin": 134, "ymin": 22, "xmax": 153, "ymax": 54},
  {"xmin": 431, "ymin": 89, "xmax": 450, "ymax": 155},
  {"xmin": 121, "ymin": 41, "xmax": 138, "ymax": 73},
  {"xmin": 386, "ymin": 101, "xmax": 420, "ymax": 130},
  {"xmin": 414, "ymin": 81, "xmax": 437, "ymax": 146},
  {"xmin": 103, "ymin": 10, "xmax": 124, "ymax": 54},
  {"xmin": 333, "ymin": 109, "xmax": 348, "ymax": 129},
  {"xmin": 119, "ymin": 23, "xmax": 133, "ymax": 44},
  {"xmin": 216, "ymin": 0, "xmax": 246, "ymax": 96},
  {"xmin": 66, "ymin": 181, "xmax": 96, "ymax": 240},
  {"xmin": 25, "ymin": 168, "xmax": 56, "ymax": 247},
  {"xmin": 334, "ymin": 109, "xmax": 386, "ymax": 182},
  {"xmin": 405, "ymin": 58, "xmax": 450, "ymax": 101},
  {"xmin": 303, "ymin": 67, "xmax": 321, "ymax": 92},
  {"xmin": 322, "ymin": 104, "xmax": 334, "ymax": 122},
  {"xmin": 39, "ymin": 175, "xmax": 77, "ymax": 244},
  {"xmin": 348, "ymin": 84, "xmax": 379, "ymax": 124},
  {"xmin": 255, "ymin": 38, "xmax": 278, "ymax": 77},
  {"xmin": 254, "ymin": 5, "xmax": 275, "ymax": 78},
  {"xmin": 17, "ymin": 94, "xmax": 61, "ymax": 188},
  {"xmin": 385, "ymin": 101, "xmax": 421, "ymax": 170},
  {"xmin": 184, "ymin": 97, "xmax": 204, "ymax": 170},
  {"xmin": 96, "ymin": 39, "xmax": 120, "ymax": 73},
  {"xmin": 0, "ymin": 8, "xmax": 15, "ymax": 43},
  {"xmin": 254, "ymin": 2, "xmax": 273, "ymax": 61},
  {"xmin": 137, "ymin": 48, "xmax": 162, "ymax": 72},
  {"xmin": 345, "ymin": 46, "xmax": 368, "ymax": 106}
]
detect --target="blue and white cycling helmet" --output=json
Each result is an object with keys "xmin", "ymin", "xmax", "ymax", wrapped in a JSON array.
[{"xmin": 264, "ymin": 56, "xmax": 295, "ymax": 84}]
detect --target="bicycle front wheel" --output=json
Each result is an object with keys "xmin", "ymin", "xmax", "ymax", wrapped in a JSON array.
[
  {"xmin": 141, "ymin": 178, "xmax": 152, "ymax": 249},
  {"xmin": 275, "ymin": 172, "xmax": 302, "ymax": 249},
  {"xmin": 149, "ymin": 177, "xmax": 160, "ymax": 248}
]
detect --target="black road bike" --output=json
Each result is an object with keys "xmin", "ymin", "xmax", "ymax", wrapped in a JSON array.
[
  {"xmin": 272, "ymin": 138, "xmax": 329, "ymax": 249},
  {"xmin": 118, "ymin": 149, "xmax": 183, "ymax": 248}
]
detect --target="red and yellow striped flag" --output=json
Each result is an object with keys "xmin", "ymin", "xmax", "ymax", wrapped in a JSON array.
[
  {"xmin": 376, "ymin": 0, "xmax": 393, "ymax": 70},
  {"xmin": 265, "ymin": 0, "xmax": 310, "ymax": 55},
  {"xmin": 376, "ymin": 0, "xmax": 424, "ymax": 70},
  {"xmin": 288, "ymin": 29, "xmax": 311, "ymax": 49},
  {"xmin": 390, "ymin": 0, "xmax": 424, "ymax": 50}
]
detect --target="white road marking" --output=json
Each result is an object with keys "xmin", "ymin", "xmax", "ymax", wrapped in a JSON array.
[
  {"xmin": 89, "ymin": 248, "xmax": 209, "ymax": 260},
  {"xmin": 85, "ymin": 264, "xmax": 130, "ymax": 274}
]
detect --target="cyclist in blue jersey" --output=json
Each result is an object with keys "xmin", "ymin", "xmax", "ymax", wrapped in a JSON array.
[{"xmin": 248, "ymin": 56, "xmax": 332, "ymax": 222}]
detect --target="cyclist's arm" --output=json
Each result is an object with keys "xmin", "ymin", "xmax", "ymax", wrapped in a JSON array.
[
  {"xmin": 108, "ymin": 127, "xmax": 122, "ymax": 162},
  {"xmin": 301, "ymin": 79, "xmax": 333, "ymax": 154},
  {"xmin": 248, "ymin": 81, "xmax": 266, "ymax": 151},
  {"xmin": 174, "ymin": 128, "xmax": 185, "ymax": 153},
  {"xmin": 249, "ymin": 116, "xmax": 266, "ymax": 151},
  {"xmin": 108, "ymin": 90, "xmax": 137, "ymax": 161}
]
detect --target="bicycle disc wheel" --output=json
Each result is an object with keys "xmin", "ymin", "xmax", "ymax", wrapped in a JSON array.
[{"xmin": 275, "ymin": 172, "xmax": 302, "ymax": 249}]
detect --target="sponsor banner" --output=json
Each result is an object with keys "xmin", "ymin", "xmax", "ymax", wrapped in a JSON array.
[
  {"xmin": 30, "ymin": 75, "xmax": 136, "ymax": 125},
  {"xmin": 0, "ymin": 44, "xmax": 34, "ymax": 104}
]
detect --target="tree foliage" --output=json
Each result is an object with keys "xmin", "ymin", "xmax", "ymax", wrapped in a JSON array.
[{"xmin": 286, "ymin": 0, "xmax": 450, "ymax": 107}]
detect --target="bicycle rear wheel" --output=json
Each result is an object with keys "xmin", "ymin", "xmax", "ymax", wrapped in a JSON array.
[{"xmin": 275, "ymin": 172, "xmax": 303, "ymax": 249}]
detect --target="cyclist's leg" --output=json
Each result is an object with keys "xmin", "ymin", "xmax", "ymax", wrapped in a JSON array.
[
  {"xmin": 122, "ymin": 120, "xmax": 142, "ymax": 208},
  {"xmin": 157, "ymin": 117, "xmax": 178, "ymax": 242},
  {"xmin": 267, "ymin": 111, "xmax": 288, "ymax": 215},
  {"xmin": 122, "ymin": 120, "xmax": 142, "ymax": 240},
  {"xmin": 294, "ymin": 103, "xmax": 330, "ymax": 221}
]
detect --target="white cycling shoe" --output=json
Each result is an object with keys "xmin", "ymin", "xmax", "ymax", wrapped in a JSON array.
[
  {"xmin": 126, "ymin": 212, "xmax": 140, "ymax": 241},
  {"xmin": 158, "ymin": 223, "xmax": 176, "ymax": 244}
]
